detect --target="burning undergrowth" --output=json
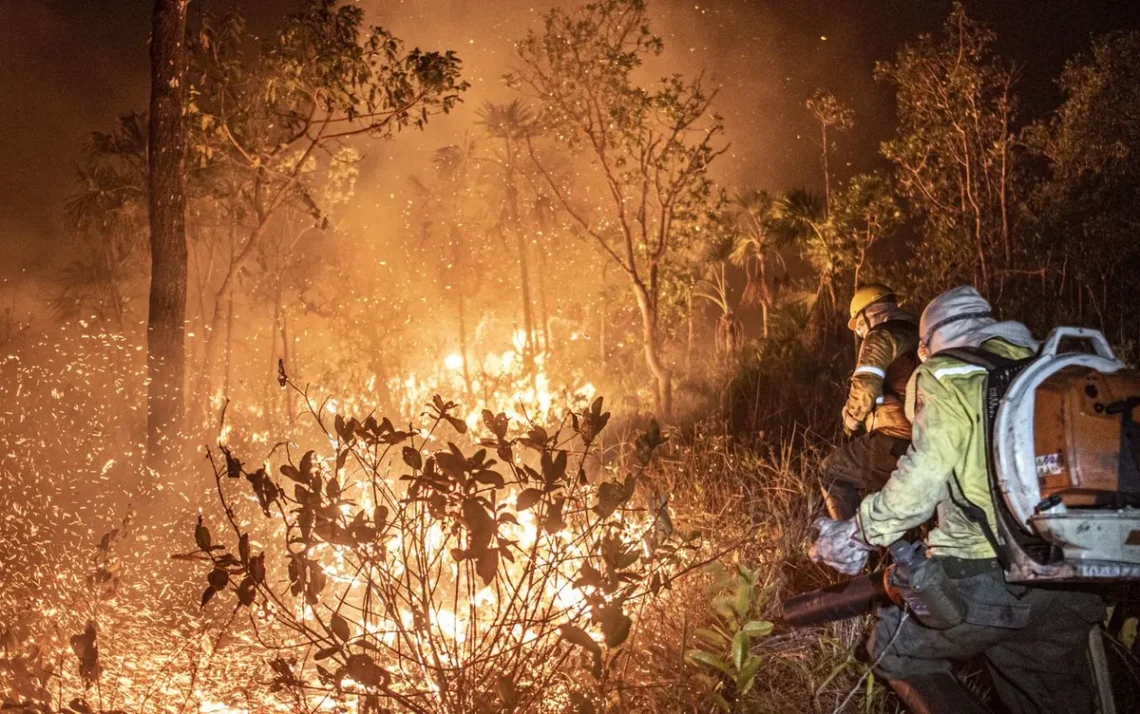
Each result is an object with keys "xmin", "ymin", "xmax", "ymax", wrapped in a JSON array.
[{"xmin": 1, "ymin": 364, "xmax": 711, "ymax": 714}]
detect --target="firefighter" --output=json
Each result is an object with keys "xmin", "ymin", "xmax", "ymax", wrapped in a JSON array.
[
  {"xmin": 820, "ymin": 283, "xmax": 919, "ymax": 520},
  {"xmin": 812, "ymin": 286, "xmax": 1104, "ymax": 714}
]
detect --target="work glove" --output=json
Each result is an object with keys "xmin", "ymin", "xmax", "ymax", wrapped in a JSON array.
[
  {"xmin": 809, "ymin": 517, "xmax": 874, "ymax": 575},
  {"xmin": 842, "ymin": 408, "xmax": 864, "ymax": 437}
]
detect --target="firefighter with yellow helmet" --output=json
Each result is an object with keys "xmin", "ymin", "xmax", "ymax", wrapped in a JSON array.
[{"xmin": 820, "ymin": 283, "xmax": 920, "ymax": 520}]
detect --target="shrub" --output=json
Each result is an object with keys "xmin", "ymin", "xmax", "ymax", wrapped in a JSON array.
[{"xmin": 182, "ymin": 384, "xmax": 701, "ymax": 713}]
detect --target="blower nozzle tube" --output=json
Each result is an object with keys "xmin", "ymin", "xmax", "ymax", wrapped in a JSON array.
[{"xmin": 780, "ymin": 570, "xmax": 890, "ymax": 627}]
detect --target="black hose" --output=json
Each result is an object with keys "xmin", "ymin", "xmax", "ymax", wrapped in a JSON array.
[{"xmin": 780, "ymin": 571, "xmax": 890, "ymax": 627}]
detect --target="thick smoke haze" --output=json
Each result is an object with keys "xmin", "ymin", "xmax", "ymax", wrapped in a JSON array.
[{"xmin": 2, "ymin": 0, "xmax": 1138, "ymax": 293}]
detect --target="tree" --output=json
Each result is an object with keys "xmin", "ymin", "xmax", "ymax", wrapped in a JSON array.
[
  {"xmin": 62, "ymin": 115, "xmax": 150, "ymax": 327},
  {"xmin": 773, "ymin": 189, "xmax": 843, "ymax": 348},
  {"xmin": 1029, "ymin": 31, "xmax": 1140, "ymax": 343},
  {"xmin": 146, "ymin": 0, "xmax": 191, "ymax": 470},
  {"xmin": 184, "ymin": 1, "xmax": 467, "ymax": 422},
  {"xmin": 694, "ymin": 262, "xmax": 743, "ymax": 361},
  {"xmin": 831, "ymin": 173, "xmax": 902, "ymax": 288},
  {"xmin": 805, "ymin": 90, "xmax": 854, "ymax": 215},
  {"xmin": 477, "ymin": 101, "xmax": 542, "ymax": 371},
  {"xmin": 876, "ymin": 2, "xmax": 1018, "ymax": 296},
  {"xmin": 408, "ymin": 138, "xmax": 485, "ymax": 397},
  {"xmin": 727, "ymin": 189, "xmax": 783, "ymax": 338},
  {"xmin": 512, "ymin": 0, "xmax": 726, "ymax": 419}
]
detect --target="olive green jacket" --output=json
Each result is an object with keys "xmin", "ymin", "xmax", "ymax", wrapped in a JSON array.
[
  {"xmin": 858, "ymin": 338, "xmax": 1034, "ymax": 560},
  {"xmin": 845, "ymin": 319, "xmax": 919, "ymax": 439}
]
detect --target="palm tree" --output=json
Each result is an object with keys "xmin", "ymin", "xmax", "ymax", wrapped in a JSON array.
[
  {"xmin": 409, "ymin": 137, "xmax": 483, "ymax": 398},
  {"xmin": 728, "ymin": 188, "xmax": 783, "ymax": 338},
  {"xmin": 805, "ymin": 90, "xmax": 854, "ymax": 215},
  {"xmin": 777, "ymin": 189, "xmax": 840, "ymax": 306},
  {"xmin": 477, "ymin": 101, "xmax": 541, "ymax": 375},
  {"xmin": 694, "ymin": 262, "xmax": 744, "ymax": 360},
  {"xmin": 62, "ymin": 114, "xmax": 150, "ymax": 327},
  {"xmin": 775, "ymin": 188, "xmax": 844, "ymax": 347}
]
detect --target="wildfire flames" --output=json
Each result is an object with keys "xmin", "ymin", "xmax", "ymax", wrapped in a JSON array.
[{"xmin": 1, "ymin": 323, "xmax": 689, "ymax": 714}]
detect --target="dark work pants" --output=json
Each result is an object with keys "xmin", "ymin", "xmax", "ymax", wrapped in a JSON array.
[
  {"xmin": 820, "ymin": 430, "xmax": 910, "ymax": 520},
  {"xmin": 870, "ymin": 565, "xmax": 1105, "ymax": 714}
]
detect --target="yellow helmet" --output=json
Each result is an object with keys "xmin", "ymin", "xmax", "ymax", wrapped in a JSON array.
[{"xmin": 848, "ymin": 283, "xmax": 895, "ymax": 330}]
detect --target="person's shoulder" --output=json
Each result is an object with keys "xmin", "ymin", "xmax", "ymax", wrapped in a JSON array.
[
  {"xmin": 917, "ymin": 353, "xmax": 990, "ymax": 385},
  {"xmin": 870, "ymin": 317, "xmax": 918, "ymax": 341},
  {"xmin": 868, "ymin": 318, "xmax": 917, "ymax": 341},
  {"xmin": 980, "ymin": 337, "xmax": 1035, "ymax": 361}
]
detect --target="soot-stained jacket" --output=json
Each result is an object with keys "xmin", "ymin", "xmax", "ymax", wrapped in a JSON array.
[
  {"xmin": 858, "ymin": 338, "xmax": 1034, "ymax": 560},
  {"xmin": 845, "ymin": 316, "xmax": 919, "ymax": 440}
]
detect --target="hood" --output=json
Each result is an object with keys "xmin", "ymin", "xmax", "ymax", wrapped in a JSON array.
[{"xmin": 919, "ymin": 285, "xmax": 1039, "ymax": 359}]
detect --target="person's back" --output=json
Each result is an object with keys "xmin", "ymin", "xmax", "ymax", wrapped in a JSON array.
[{"xmin": 820, "ymin": 284, "xmax": 919, "ymax": 520}]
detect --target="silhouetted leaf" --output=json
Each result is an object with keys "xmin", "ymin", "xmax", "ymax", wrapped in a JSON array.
[
  {"xmin": 207, "ymin": 568, "xmax": 229, "ymax": 591},
  {"xmin": 543, "ymin": 497, "xmax": 565, "ymax": 534},
  {"xmin": 558, "ymin": 624, "xmax": 602, "ymax": 677},
  {"xmin": 331, "ymin": 613, "xmax": 350, "ymax": 642},
  {"xmin": 194, "ymin": 518, "xmax": 211, "ymax": 551},
  {"xmin": 402, "ymin": 446, "xmax": 422, "ymax": 470},
  {"xmin": 280, "ymin": 464, "xmax": 304, "ymax": 483},
  {"xmin": 516, "ymin": 488, "xmax": 544, "ymax": 511},
  {"xmin": 476, "ymin": 547, "xmax": 499, "ymax": 586}
]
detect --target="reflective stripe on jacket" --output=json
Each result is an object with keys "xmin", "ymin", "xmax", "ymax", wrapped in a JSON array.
[
  {"xmin": 846, "ymin": 320, "xmax": 919, "ymax": 439},
  {"xmin": 858, "ymin": 338, "xmax": 1034, "ymax": 560}
]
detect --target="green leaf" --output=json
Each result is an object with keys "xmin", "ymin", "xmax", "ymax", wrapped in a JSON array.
[
  {"xmin": 737, "ymin": 655, "xmax": 763, "ymax": 695},
  {"xmin": 694, "ymin": 627, "xmax": 728, "ymax": 648},
  {"xmin": 732, "ymin": 630, "xmax": 749, "ymax": 670},
  {"xmin": 741, "ymin": 620, "xmax": 774, "ymax": 638},
  {"xmin": 686, "ymin": 650, "xmax": 730, "ymax": 675},
  {"xmin": 711, "ymin": 692, "xmax": 732, "ymax": 713},
  {"xmin": 732, "ymin": 578, "xmax": 751, "ymax": 618}
]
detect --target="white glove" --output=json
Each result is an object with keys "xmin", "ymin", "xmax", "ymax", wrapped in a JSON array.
[
  {"xmin": 842, "ymin": 408, "xmax": 863, "ymax": 436},
  {"xmin": 809, "ymin": 517, "xmax": 874, "ymax": 575}
]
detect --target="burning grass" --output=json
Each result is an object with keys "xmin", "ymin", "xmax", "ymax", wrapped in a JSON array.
[{"xmin": 1, "ymin": 325, "xmax": 887, "ymax": 714}]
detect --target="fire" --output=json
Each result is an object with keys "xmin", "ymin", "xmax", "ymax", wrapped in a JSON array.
[{"xmin": 393, "ymin": 330, "xmax": 597, "ymax": 436}]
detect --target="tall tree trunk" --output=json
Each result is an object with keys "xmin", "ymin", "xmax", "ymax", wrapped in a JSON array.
[
  {"xmin": 145, "ymin": 0, "xmax": 189, "ymax": 471},
  {"xmin": 515, "ymin": 228, "xmax": 535, "ymax": 354},
  {"xmin": 451, "ymin": 227, "xmax": 473, "ymax": 398},
  {"xmin": 632, "ymin": 280, "xmax": 672, "ymax": 420},
  {"xmin": 223, "ymin": 292, "xmax": 234, "ymax": 405},
  {"xmin": 504, "ymin": 136, "xmax": 535, "ymax": 373},
  {"xmin": 537, "ymin": 245, "xmax": 551, "ymax": 354},
  {"xmin": 758, "ymin": 255, "xmax": 771, "ymax": 339},
  {"xmin": 686, "ymin": 285, "xmax": 694, "ymax": 374},
  {"xmin": 821, "ymin": 123, "xmax": 831, "ymax": 217}
]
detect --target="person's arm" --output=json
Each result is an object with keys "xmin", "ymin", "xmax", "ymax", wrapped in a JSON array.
[
  {"xmin": 843, "ymin": 328, "xmax": 898, "ymax": 425},
  {"xmin": 857, "ymin": 369, "xmax": 968, "ymax": 546}
]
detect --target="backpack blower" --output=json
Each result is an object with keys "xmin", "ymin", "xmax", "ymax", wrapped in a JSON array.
[{"xmin": 783, "ymin": 327, "xmax": 1140, "ymax": 626}]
